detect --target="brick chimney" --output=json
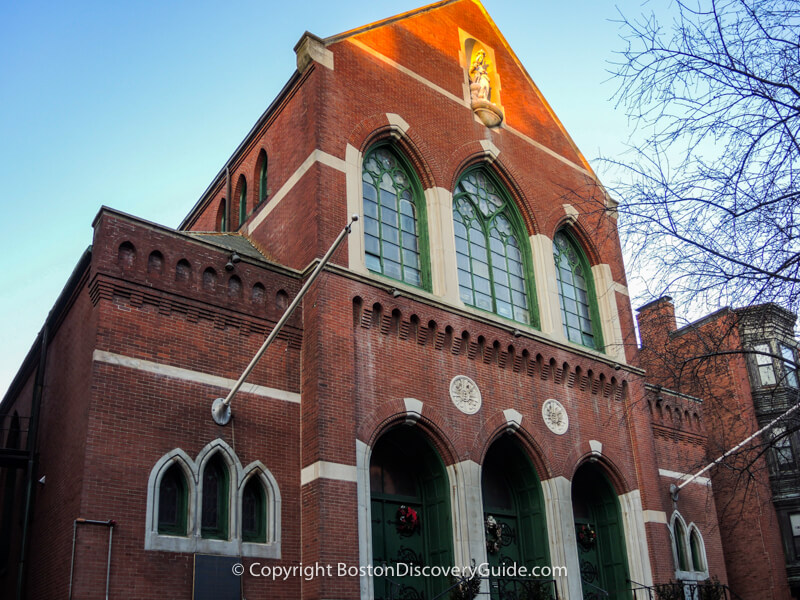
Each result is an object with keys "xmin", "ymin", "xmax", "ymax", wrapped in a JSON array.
[{"xmin": 636, "ymin": 296, "xmax": 676, "ymax": 350}]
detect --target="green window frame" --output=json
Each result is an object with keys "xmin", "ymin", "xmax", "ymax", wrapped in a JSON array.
[
  {"xmin": 553, "ymin": 231, "xmax": 603, "ymax": 350},
  {"xmin": 452, "ymin": 168, "xmax": 537, "ymax": 327},
  {"xmin": 201, "ymin": 455, "xmax": 229, "ymax": 540},
  {"xmin": 238, "ymin": 177, "xmax": 247, "ymax": 226},
  {"xmin": 362, "ymin": 145, "xmax": 430, "ymax": 290},
  {"xmin": 258, "ymin": 151, "xmax": 268, "ymax": 205},
  {"xmin": 157, "ymin": 464, "xmax": 188, "ymax": 536},
  {"xmin": 241, "ymin": 477, "xmax": 267, "ymax": 543}
]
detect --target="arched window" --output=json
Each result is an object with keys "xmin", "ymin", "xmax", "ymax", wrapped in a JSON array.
[
  {"xmin": 201, "ymin": 454, "xmax": 229, "ymax": 539},
  {"xmin": 672, "ymin": 514, "xmax": 690, "ymax": 571},
  {"xmin": 258, "ymin": 150, "xmax": 268, "ymax": 205},
  {"xmin": 217, "ymin": 199, "xmax": 228, "ymax": 232},
  {"xmin": 237, "ymin": 175, "xmax": 247, "ymax": 227},
  {"xmin": 689, "ymin": 527, "xmax": 706, "ymax": 572},
  {"xmin": 242, "ymin": 477, "xmax": 267, "ymax": 543},
  {"xmin": 362, "ymin": 145, "xmax": 428, "ymax": 289},
  {"xmin": 157, "ymin": 464, "xmax": 188, "ymax": 535},
  {"xmin": 553, "ymin": 231, "xmax": 602, "ymax": 349},
  {"xmin": 453, "ymin": 168, "xmax": 534, "ymax": 325},
  {"xmin": 146, "ymin": 441, "xmax": 281, "ymax": 558}
]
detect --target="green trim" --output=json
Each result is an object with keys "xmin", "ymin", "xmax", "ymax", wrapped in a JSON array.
[
  {"xmin": 452, "ymin": 166, "xmax": 539, "ymax": 329},
  {"xmin": 201, "ymin": 456, "xmax": 229, "ymax": 540},
  {"xmin": 157, "ymin": 464, "xmax": 188, "ymax": 536},
  {"xmin": 362, "ymin": 143, "xmax": 432, "ymax": 291},
  {"xmin": 241, "ymin": 477, "xmax": 267, "ymax": 543},
  {"xmin": 553, "ymin": 230, "xmax": 604, "ymax": 351}
]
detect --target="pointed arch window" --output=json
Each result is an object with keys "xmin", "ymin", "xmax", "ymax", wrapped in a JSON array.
[
  {"xmin": 242, "ymin": 477, "xmax": 267, "ymax": 543},
  {"xmin": 201, "ymin": 454, "xmax": 229, "ymax": 540},
  {"xmin": 362, "ymin": 145, "xmax": 428, "ymax": 289},
  {"xmin": 453, "ymin": 168, "xmax": 535, "ymax": 325},
  {"xmin": 217, "ymin": 199, "xmax": 228, "ymax": 232},
  {"xmin": 258, "ymin": 150, "xmax": 268, "ymax": 205},
  {"xmin": 238, "ymin": 176, "xmax": 247, "ymax": 226},
  {"xmin": 689, "ymin": 528, "xmax": 705, "ymax": 572},
  {"xmin": 673, "ymin": 516, "xmax": 690, "ymax": 571},
  {"xmin": 157, "ymin": 464, "xmax": 188, "ymax": 535},
  {"xmin": 553, "ymin": 231, "xmax": 602, "ymax": 349}
]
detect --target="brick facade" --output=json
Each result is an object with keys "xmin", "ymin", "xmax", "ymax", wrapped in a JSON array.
[{"xmin": 1, "ymin": 1, "xmax": 789, "ymax": 599}]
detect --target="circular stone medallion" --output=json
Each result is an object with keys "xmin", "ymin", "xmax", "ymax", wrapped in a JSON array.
[
  {"xmin": 542, "ymin": 399, "xmax": 569, "ymax": 435},
  {"xmin": 449, "ymin": 375, "xmax": 482, "ymax": 415}
]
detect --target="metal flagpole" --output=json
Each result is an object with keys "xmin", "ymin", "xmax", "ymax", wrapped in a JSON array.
[
  {"xmin": 211, "ymin": 214, "xmax": 358, "ymax": 425},
  {"xmin": 670, "ymin": 399, "xmax": 800, "ymax": 500}
]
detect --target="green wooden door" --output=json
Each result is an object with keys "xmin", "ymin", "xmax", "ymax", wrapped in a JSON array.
[
  {"xmin": 572, "ymin": 466, "xmax": 630, "ymax": 600},
  {"xmin": 371, "ymin": 428, "xmax": 453, "ymax": 600},
  {"xmin": 483, "ymin": 437, "xmax": 550, "ymax": 599}
]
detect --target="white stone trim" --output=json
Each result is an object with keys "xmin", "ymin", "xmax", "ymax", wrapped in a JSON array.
[
  {"xmin": 643, "ymin": 509, "xmax": 668, "ymax": 524},
  {"xmin": 448, "ymin": 460, "xmax": 490, "ymax": 596},
  {"xmin": 386, "ymin": 113, "xmax": 410, "ymax": 133},
  {"xmin": 426, "ymin": 187, "xmax": 460, "ymax": 301},
  {"xmin": 503, "ymin": 408, "xmax": 523, "ymax": 431},
  {"xmin": 295, "ymin": 33, "xmax": 334, "ymax": 72},
  {"xmin": 246, "ymin": 149, "xmax": 346, "ymax": 234},
  {"xmin": 541, "ymin": 476, "xmax": 580, "ymax": 600},
  {"xmin": 356, "ymin": 440, "xmax": 374, "ymax": 600},
  {"xmin": 144, "ymin": 438, "xmax": 281, "ymax": 558},
  {"xmin": 619, "ymin": 489, "xmax": 654, "ymax": 588},
  {"xmin": 404, "ymin": 397, "xmax": 423, "ymax": 424},
  {"xmin": 562, "ymin": 203, "xmax": 579, "ymax": 224},
  {"xmin": 589, "ymin": 440, "xmax": 603, "ymax": 455},
  {"xmin": 659, "ymin": 469, "xmax": 711, "ymax": 487},
  {"xmin": 300, "ymin": 461, "xmax": 358, "ymax": 485},
  {"xmin": 591, "ymin": 264, "xmax": 625, "ymax": 362},
  {"xmin": 529, "ymin": 234, "xmax": 565, "ymax": 341},
  {"xmin": 93, "ymin": 350, "xmax": 300, "ymax": 404},
  {"xmin": 479, "ymin": 139, "xmax": 500, "ymax": 161},
  {"xmin": 345, "ymin": 143, "xmax": 368, "ymax": 276}
]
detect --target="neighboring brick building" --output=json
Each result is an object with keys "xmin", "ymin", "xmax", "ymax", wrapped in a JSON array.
[
  {"xmin": 0, "ymin": 1, "xmax": 790, "ymax": 598},
  {"xmin": 637, "ymin": 298, "xmax": 799, "ymax": 600}
]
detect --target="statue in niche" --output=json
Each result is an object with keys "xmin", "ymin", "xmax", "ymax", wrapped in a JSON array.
[
  {"xmin": 469, "ymin": 49, "xmax": 492, "ymax": 102},
  {"xmin": 467, "ymin": 46, "xmax": 503, "ymax": 127}
]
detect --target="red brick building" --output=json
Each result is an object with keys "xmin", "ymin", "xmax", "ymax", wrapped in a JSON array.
[
  {"xmin": 637, "ymin": 298, "xmax": 799, "ymax": 600},
  {"xmin": 0, "ymin": 1, "xmax": 789, "ymax": 598}
]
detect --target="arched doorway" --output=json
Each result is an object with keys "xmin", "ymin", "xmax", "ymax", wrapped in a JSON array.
[
  {"xmin": 572, "ymin": 463, "xmax": 630, "ymax": 599},
  {"xmin": 482, "ymin": 435, "xmax": 550, "ymax": 598},
  {"xmin": 370, "ymin": 426, "xmax": 453, "ymax": 599}
]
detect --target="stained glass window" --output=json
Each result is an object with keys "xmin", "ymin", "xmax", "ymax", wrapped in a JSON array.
[
  {"xmin": 158, "ymin": 464, "xmax": 187, "ymax": 535},
  {"xmin": 453, "ymin": 169, "xmax": 531, "ymax": 324},
  {"xmin": 362, "ymin": 146, "xmax": 425, "ymax": 288},
  {"xmin": 201, "ymin": 455, "xmax": 229, "ymax": 539},
  {"xmin": 553, "ymin": 231, "xmax": 597, "ymax": 349},
  {"xmin": 242, "ymin": 477, "xmax": 266, "ymax": 543}
]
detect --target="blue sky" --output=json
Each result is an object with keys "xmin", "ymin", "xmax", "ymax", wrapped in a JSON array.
[{"xmin": 0, "ymin": 0, "xmax": 645, "ymax": 396}]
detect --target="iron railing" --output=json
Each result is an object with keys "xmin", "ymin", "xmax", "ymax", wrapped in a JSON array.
[
  {"xmin": 376, "ymin": 574, "xmax": 559, "ymax": 600},
  {"xmin": 629, "ymin": 579, "xmax": 743, "ymax": 600}
]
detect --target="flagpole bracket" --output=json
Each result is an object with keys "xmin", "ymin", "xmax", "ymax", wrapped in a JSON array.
[{"xmin": 212, "ymin": 397, "xmax": 231, "ymax": 426}]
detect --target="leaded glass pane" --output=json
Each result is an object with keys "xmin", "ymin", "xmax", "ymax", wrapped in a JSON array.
[
  {"xmin": 201, "ymin": 456, "xmax": 229, "ymax": 539},
  {"xmin": 553, "ymin": 232, "xmax": 596, "ymax": 348},
  {"xmin": 362, "ymin": 147, "xmax": 424, "ymax": 287},
  {"xmin": 452, "ymin": 169, "xmax": 531, "ymax": 324}
]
